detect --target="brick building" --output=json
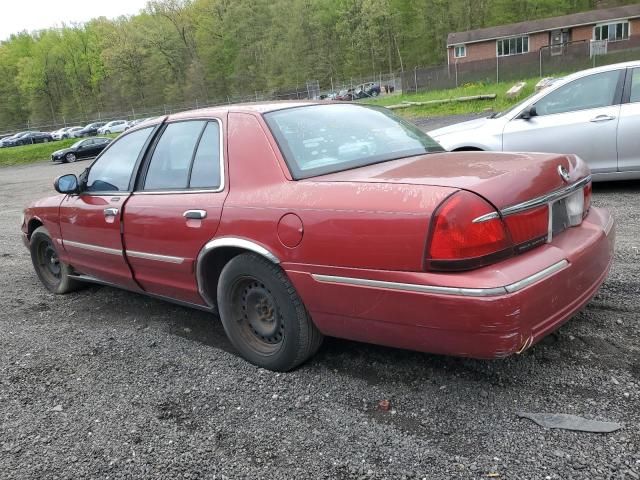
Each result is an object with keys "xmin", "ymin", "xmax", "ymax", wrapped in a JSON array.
[{"xmin": 447, "ymin": 4, "xmax": 640, "ymax": 64}]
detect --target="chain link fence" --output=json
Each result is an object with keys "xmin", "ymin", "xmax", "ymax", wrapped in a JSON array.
[
  {"xmin": 0, "ymin": 73, "xmax": 403, "ymax": 137},
  {"xmin": 402, "ymin": 36, "xmax": 640, "ymax": 94}
]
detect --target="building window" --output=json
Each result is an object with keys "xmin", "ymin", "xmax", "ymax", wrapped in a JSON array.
[
  {"xmin": 496, "ymin": 36, "xmax": 529, "ymax": 57},
  {"xmin": 453, "ymin": 45, "xmax": 466, "ymax": 58},
  {"xmin": 594, "ymin": 21, "xmax": 630, "ymax": 42}
]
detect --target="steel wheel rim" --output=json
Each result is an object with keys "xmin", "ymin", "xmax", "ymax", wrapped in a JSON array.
[
  {"xmin": 66, "ymin": 153, "xmax": 76, "ymax": 162},
  {"xmin": 230, "ymin": 276, "xmax": 285, "ymax": 355},
  {"xmin": 37, "ymin": 238, "xmax": 61, "ymax": 284}
]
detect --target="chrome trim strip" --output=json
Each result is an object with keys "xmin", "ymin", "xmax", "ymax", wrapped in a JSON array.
[
  {"xmin": 312, "ymin": 274, "xmax": 507, "ymax": 297},
  {"xmin": 63, "ymin": 240, "xmax": 122, "ymax": 256},
  {"xmin": 311, "ymin": 260, "xmax": 570, "ymax": 298},
  {"xmin": 504, "ymin": 260, "xmax": 569, "ymax": 293},
  {"xmin": 126, "ymin": 250, "xmax": 186, "ymax": 264},
  {"xmin": 473, "ymin": 212, "xmax": 500, "ymax": 223},
  {"xmin": 604, "ymin": 215, "xmax": 614, "ymax": 236},
  {"xmin": 501, "ymin": 176, "xmax": 591, "ymax": 216},
  {"xmin": 195, "ymin": 237, "xmax": 280, "ymax": 307}
]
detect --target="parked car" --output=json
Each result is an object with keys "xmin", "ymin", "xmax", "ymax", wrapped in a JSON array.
[
  {"xmin": 21, "ymin": 102, "xmax": 614, "ymax": 371},
  {"xmin": 335, "ymin": 89, "xmax": 355, "ymax": 101},
  {"xmin": 97, "ymin": 120, "xmax": 128, "ymax": 135},
  {"xmin": 125, "ymin": 118, "xmax": 152, "ymax": 130},
  {"xmin": 52, "ymin": 126, "xmax": 84, "ymax": 140},
  {"xmin": 353, "ymin": 82, "xmax": 381, "ymax": 99},
  {"xmin": 50, "ymin": 137, "xmax": 112, "ymax": 163},
  {"xmin": 0, "ymin": 132, "xmax": 26, "ymax": 148},
  {"xmin": 76, "ymin": 122, "xmax": 107, "ymax": 137},
  {"xmin": 3, "ymin": 131, "xmax": 53, "ymax": 146},
  {"xmin": 429, "ymin": 61, "xmax": 640, "ymax": 181}
]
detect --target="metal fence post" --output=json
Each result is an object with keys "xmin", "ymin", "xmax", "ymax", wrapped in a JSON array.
[
  {"xmin": 496, "ymin": 57, "xmax": 499, "ymax": 84},
  {"xmin": 455, "ymin": 62, "xmax": 459, "ymax": 88},
  {"xmin": 414, "ymin": 66, "xmax": 418, "ymax": 93}
]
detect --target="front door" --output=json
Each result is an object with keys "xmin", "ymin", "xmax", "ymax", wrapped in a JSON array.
[
  {"xmin": 502, "ymin": 69, "xmax": 623, "ymax": 174},
  {"xmin": 122, "ymin": 119, "xmax": 227, "ymax": 305},
  {"xmin": 618, "ymin": 67, "xmax": 640, "ymax": 172},
  {"xmin": 59, "ymin": 126, "xmax": 156, "ymax": 289}
]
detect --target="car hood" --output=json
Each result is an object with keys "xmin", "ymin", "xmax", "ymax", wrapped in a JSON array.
[
  {"xmin": 309, "ymin": 152, "xmax": 590, "ymax": 210},
  {"xmin": 428, "ymin": 117, "xmax": 494, "ymax": 138},
  {"xmin": 52, "ymin": 148, "xmax": 71, "ymax": 156}
]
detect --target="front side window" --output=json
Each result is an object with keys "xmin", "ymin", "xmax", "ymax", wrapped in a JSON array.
[
  {"xmin": 454, "ymin": 45, "xmax": 466, "ymax": 58},
  {"xmin": 534, "ymin": 70, "xmax": 620, "ymax": 116},
  {"xmin": 497, "ymin": 36, "xmax": 529, "ymax": 57},
  {"xmin": 595, "ymin": 21, "xmax": 629, "ymax": 41},
  {"xmin": 143, "ymin": 120, "xmax": 221, "ymax": 190},
  {"xmin": 86, "ymin": 127, "xmax": 154, "ymax": 192},
  {"xmin": 264, "ymin": 104, "xmax": 444, "ymax": 179}
]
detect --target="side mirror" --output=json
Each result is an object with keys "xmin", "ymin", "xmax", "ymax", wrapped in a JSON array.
[
  {"xmin": 521, "ymin": 105, "xmax": 537, "ymax": 120},
  {"xmin": 54, "ymin": 174, "xmax": 79, "ymax": 194}
]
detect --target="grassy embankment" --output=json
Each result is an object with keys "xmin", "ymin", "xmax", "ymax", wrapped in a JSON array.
[{"xmin": 361, "ymin": 76, "xmax": 541, "ymax": 118}]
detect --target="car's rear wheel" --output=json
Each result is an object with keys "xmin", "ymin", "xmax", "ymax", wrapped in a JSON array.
[
  {"xmin": 217, "ymin": 253, "xmax": 323, "ymax": 371},
  {"xmin": 65, "ymin": 153, "xmax": 76, "ymax": 163},
  {"xmin": 30, "ymin": 226, "xmax": 80, "ymax": 294}
]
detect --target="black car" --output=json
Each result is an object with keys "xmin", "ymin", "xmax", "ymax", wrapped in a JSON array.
[
  {"xmin": 76, "ymin": 121, "xmax": 107, "ymax": 137},
  {"xmin": 0, "ymin": 132, "xmax": 27, "ymax": 148},
  {"xmin": 51, "ymin": 137, "xmax": 112, "ymax": 163},
  {"xmin": 3, "ymin": 131, "xmax": 53, "ymax": 147}
]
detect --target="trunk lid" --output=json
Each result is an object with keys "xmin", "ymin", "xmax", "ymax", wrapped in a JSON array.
[{"xmin": 308, "ymin": 151, "xmax": 590, "ymax": 210}]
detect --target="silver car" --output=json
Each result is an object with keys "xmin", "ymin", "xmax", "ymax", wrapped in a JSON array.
[{"xmin": 429, "ymin": 61, "xmax": 640, "ymax": 182}]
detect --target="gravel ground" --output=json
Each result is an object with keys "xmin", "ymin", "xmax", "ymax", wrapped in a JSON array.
[{"xmin": 1, "ymin": 138, "xmax": 639, "ymax": 479}]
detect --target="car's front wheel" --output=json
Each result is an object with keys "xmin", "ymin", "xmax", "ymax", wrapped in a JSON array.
[
  {"xmin": 217, "ymin": 253, "xmax": 323, "ymax": 371},
  {"xmin": 30, "ymin": 226, "xmax": 80, "ymax": 294},
  {"xmin": 65, "ymin": 153, "xmax": 76, "ymax": 163}
]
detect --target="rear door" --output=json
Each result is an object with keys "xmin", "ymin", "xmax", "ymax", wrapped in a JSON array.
[
  {"xmin": 617, "ymin": 67, "xmax": 640, "ymax": 172},
  {"xmin": 59, "ymin": 126, "xmax": 156, "ymax": 289},
  {"xmin": 122, "ymin": 118, "xmax": 227, "ymax": 305},
  {"xmin": 502, "ymin": 69, "xmax": 624, "ymax": 174}
]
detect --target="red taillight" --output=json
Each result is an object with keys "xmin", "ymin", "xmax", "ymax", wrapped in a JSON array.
[
  {"xmin": 426, "ymin": 191, "xmax": 512, "ymax": 271},
  {"xmin": 503, "ymin": 205, "xmax": 549, "ymax": 252},
  {"xmin": 583, "ymin": 181, "xmax": 592, "ymax": 218}
]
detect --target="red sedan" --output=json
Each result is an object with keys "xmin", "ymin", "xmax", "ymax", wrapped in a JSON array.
[{"xmin": 21, "ymin": 103, "xmax": 615, "ymax": 371}]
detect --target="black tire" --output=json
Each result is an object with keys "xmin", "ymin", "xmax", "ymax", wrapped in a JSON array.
[
  {"xmin": 217, "ymin": 253, "xmax": 323, "ymax": 371},
  {"xmin": 65, "ymin": 152, "xmax": 77, "ymax": 163},
  {"xmin": 30, "ymin": 226, "xmax": 80, "ymax": 294}
]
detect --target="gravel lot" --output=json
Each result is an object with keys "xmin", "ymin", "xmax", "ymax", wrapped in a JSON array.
[{"xmin": 1, "ymin": 137, "xmax": 639, "ymax": 479}]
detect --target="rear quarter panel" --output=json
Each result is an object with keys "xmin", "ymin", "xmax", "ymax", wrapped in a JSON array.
[{"xmin": 218, "ymin": 112, "xmax": 456, "ymax": 271}]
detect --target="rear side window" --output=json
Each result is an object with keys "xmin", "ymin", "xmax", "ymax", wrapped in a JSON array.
[
  {"xmin": 86, "ymin": 127, "xmax": 154, "ymax": 192},
  {"xmin": 143, "ymin": 120, "xmax": 222, "ymax": 190},
  {"xmin": 630, "ymin": 68, "xmax": 640, "ymax": 103},
  {"xmin": 189, "ymin": 123, "xmax": 221, "ymax": 189}
]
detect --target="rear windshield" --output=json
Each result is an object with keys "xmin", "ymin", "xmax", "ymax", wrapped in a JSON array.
[{"xmin": 264, "ymin": 104, "xmax": 444, "ymax": 179}]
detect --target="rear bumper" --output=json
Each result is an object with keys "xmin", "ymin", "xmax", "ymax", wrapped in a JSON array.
[{"xmin": 286, "ymin": 207, "xmax": 614, "ymax": 358}]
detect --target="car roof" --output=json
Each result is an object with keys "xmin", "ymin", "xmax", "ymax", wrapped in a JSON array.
[{"xmin": 166, "ymin": 101, "xmax": 322, "ymax": 121}]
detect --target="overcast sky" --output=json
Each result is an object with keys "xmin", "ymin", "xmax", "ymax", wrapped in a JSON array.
[{"xmin": 0, "ymin": 0, "xmax": 149, "ymax": 40}]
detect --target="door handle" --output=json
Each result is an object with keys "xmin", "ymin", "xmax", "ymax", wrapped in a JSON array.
[
  {"xmin": 590, "ymin": 115, "xmax": 616, "ymax": 123},
  {"xmin": 104, "ymin": 207, "xmax": 119, "ymax": 216},
  {"xmin": 183, "ymin": 210, "xmax": 207, "ymax": 220}
]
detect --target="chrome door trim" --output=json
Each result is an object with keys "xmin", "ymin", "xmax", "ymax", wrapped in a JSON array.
[
  {"xmin": 311, "ymin": 260, "xmax": 569, "ymax": 298},
  {"xmin": 195, "ymin": 237, "xmax": 280, "ymax": 307},
  {"xmin": 126, "ymin": 250, "xmax": 186, "ymax": 264},
  {"xmin": 63, "ymin": 240, "xmax": 123, "ymax": 256}
]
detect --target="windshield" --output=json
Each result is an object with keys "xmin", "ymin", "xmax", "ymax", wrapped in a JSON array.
[
  {"xmin": 264, "ymin": 104, "xmax": 444, "ymax": 179},
  {"xmin": 71, "ymin": 140, "xmax": 84, "ymax": 148}
]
